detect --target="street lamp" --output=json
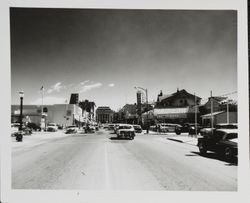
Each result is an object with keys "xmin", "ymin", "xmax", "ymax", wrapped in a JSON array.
[
  {"xmin": 19, "ymin": 91, "xmax": 24, "ymax": 131},
  {"xmin": 134, "ymin": 86, "xmax": 149, "ymax": 134}
]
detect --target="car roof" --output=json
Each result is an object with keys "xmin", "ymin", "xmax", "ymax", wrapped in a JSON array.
[
  {"xmin": 216, "ymin": 129, "xmax": 238, "ymax": 134},
  {"xmin": 119, "ymin": 124, "xmax": 133, "ymax": 126}
]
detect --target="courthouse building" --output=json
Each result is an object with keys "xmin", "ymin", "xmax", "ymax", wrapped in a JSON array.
[{"xmin": 96, "ymin": 106, "xmax": 114, "ymax": 123}]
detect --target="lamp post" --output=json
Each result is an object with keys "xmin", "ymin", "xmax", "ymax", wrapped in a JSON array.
[
  {"xmin": 19, "ymin": 91, "xmax": 24, "ymax": 131},
  {"xmin": 134, "ymin": 86, "xmax": 149, "ymax": 134}
]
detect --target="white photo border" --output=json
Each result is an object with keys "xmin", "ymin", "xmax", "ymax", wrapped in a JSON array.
[{"xmin": 0, "ymin": 0, "xmax": 249, "ymax": 203}]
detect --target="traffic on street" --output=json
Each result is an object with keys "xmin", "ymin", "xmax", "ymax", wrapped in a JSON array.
[{"xmin": 12, "ymin": 127, "xmax": 237, "ymax": 191}]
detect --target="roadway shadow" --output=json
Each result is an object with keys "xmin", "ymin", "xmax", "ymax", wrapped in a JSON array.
[
  {"xmin": 185, "ymin": 151, "xmax": 238, "ymax": 166},
  {"xmin": 109, "ymin": 137, "xmax": 132, "ymax": 141}
]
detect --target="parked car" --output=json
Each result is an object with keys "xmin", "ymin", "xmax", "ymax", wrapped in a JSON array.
[
  {"xmin": 57, "ymin": 124, "xmax": 64, "ymax": 130},
  {"xmin": 65, "ymin": 125, "xmax": 78, "ymax": 134},
  {"xmin": 93, "ymin": 123, "xmax": 99, "ymax": 131},
  {"xmin": 27, "ymin": 122, "xmax": 41, "ymax": 131},
  {"xmin": 156, "ymin": 123, "xmax": 181, "ymax": 133},
  {"xmin": 133, "ymin": 125, "xmax": 142, "ymax": 133},
  {"xmin": 103, "ymin": 123, "xmax": 109, "ymax": 129},
  {"xmin": 215, "ymin": 123, "xmax": 237, "ymax": 129},
  {"xmin": 11, "ymin": 123, "xmax": 32, "ymax": 136},
  {"xmin": 11, "ymin": 123, "xmax": 19, "ymax": 136},
  {"xmin": 108, "ymin": 124, "xmax": 115, "ymax": 130},
  {"xmin": 149, "ymin": 125, "xmax": 157, "ymax": 132},
  {"xmin": 46, "ymin": 123, "xmax": 58, "ymax": 132},
  {"xmin": 175, "ymin": 123, "xmax": 201, "ymax": 135},
  {"xmin": 84, "ymin": 125, "xmax": 95, "ymax": 133},
  {"xmin": 114, "ymin": 124, "xmax": 124, "ymax": 134},
  {"xmin": 200, "ymin": 123, "xmax": 238, "ymax": 136},
  {"xmin": 116, "ymin": 124, "xmax": 135, "ymax": 140},
  {"xmin": 197, "ymin": 129, "xmax": 238, "ymax": 161}
]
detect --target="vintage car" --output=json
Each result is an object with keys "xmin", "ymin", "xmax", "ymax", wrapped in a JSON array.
[
  {"xmin": 113, "ymin": 124, "xmax": 123, "ymax": 134},
  {"xmin": 133, "ymin": 125, "xmax": 143, "ymax": 133},
  {"xmin": 116, "ymin": 124, "xmax": 135, "ymax": 140},
  {"xmin": 215, "ymin": 123, "xmax": 237, "ymax": 129},
  {"xmin": 175, "ymin": 123, "xmax": 201, "ymax": 135},
  {"xmin": 46, "ymin": 123, "xmax": 58, "ymax": 132},
  {"xmin": 11, "ymin": 123, "xmax": 19, "ymax": 136},
  {"xmin": 11, "ymin": 123, "xmax": 32, "ymax": 136},
  {"xmin": 84, "ymin": 125, "xmax": 95, "ymax": 133},
  {"xmin": 27, "ymin": 122, "xmax": 41, "ymax": 131},
  {"xmin": 65, "ymin": 125, "xmax": 78, "ymax": 134},
  {"xmin": 156, "ymin": 123, "xmax": 181, "ymax": 133},
  {"xmin": 200, "ymin": 123, "xmax": 238, "ymax": 136},
  {"xmin": 108, "ymin": 124, "xmax": 115, "ymax": 130},
  {"xmin": 197, "ymin": 129, "xmax": 238, "ymax": 161}
]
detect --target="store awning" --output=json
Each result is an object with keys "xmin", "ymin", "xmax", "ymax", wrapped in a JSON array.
[
  {"xmin": 201, "ymin": 111, "xmax": 225, "ymax": 119},
  {"xmin": 153, "ymin": 107, "xmax": 189, "ymax": 119}
]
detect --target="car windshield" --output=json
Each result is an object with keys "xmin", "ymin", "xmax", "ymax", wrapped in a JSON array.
[
  {"xmin": 225, "ymin": 133, "xmax": 238, "ymax": 140},
  {"xmin": 48, "ymin": 124, "xmax": 56, "ymax": 126},
  {"xmin": 119, "ymin": 126, "xmax": 132, "ymax": 129},
  {"xmin": 67, "ymin": 126, "xmax": 76, "ymax": 128}
]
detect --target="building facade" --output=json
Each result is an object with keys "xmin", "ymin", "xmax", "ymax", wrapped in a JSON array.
[
  {"xmin": 96, "ymin": 106, "xmax": 114, "ymax": 123},
  {"xmin": 142, "ymin": 89, "xmax": 201, "ymax": 124},
  {"xmin": 11, "ymin": 104, "xmax": 82, "ymax": 127},
  {"xmin": 201, "ymin": 111, "xmax": 237, "ymax": 127}
]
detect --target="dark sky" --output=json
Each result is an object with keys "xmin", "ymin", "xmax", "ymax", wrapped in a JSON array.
[{"xmin": 10, "ymin": 8, "xmax": 237, "ymax": 110}]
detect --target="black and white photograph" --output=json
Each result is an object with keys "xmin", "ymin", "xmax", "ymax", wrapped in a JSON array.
[
  {"xmin": 0, "ymin": 0, "xmax": 249, "ymax": 203},
  {"xmin": 10, "ymin": 7, "xmax": 238, "ymax": 191}
]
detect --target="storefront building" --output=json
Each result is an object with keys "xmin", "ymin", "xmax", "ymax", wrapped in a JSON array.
[{"xmin": 11, "ymin": 104, "xmax": 82, "ymax": 127}]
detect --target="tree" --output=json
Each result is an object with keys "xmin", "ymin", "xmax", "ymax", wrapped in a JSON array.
[{"xmin": 79, "ymin": 100, "xmax": 96, "ymax": 118}]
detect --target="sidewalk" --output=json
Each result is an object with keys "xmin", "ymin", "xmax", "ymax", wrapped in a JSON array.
[
  {"xmin": 12, "ymin": 130, "xmax": 72, "ymax": 151},
  {"xmin": 167, "ymin": 134, "xmax": 199, "ymax": 146}
]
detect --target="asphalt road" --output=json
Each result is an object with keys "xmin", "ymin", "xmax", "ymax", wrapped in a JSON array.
[{"xmin": 12, "ymin": 129, "xmax": 237, "ymax": 191}]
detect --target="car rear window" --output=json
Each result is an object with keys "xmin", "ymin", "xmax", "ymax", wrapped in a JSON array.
[
  {"xmin": 119, "ymin": 126, "xmax": 132, "ymax": 129},
  {"xmin": 226, "ymin": 133, "xmax": 238, "ymax": 140}
]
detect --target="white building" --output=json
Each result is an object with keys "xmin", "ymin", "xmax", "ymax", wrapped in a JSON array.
[{"xmin": 11, "ymin": 104, "xmax": 83, "ymax": 127}]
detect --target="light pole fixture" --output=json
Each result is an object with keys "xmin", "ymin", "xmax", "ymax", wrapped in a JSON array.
[
  {"xmin": 134, "ymin": 86, "xmax": 149, "ymax": 134},
  {"xmin": 19, "ymin": 91, "xmax": 24, "ymax": 131}
]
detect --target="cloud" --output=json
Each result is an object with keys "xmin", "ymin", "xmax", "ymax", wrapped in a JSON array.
[
  {"xmin": 108, "ymin": 83, "xmax": 115, "ymax": 87},
  {"xmin": 80, "ymin": 80, "xmax": 90, "ymax": 85},
  {"xmin": 30, "ymin": 96, "xmax": 67, "ymax": 105},
  {"xmin": 47, "ymin": 82, "xmax": 63, "ymax": 94},
  {"xmin": 80, "ymin": 82, "xmax": 103, "ymax": 93}
]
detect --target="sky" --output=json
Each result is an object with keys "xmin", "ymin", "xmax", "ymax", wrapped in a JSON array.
[{"xmin": 10, "ymin": 8, "xmax": 237, "ymax": 111}]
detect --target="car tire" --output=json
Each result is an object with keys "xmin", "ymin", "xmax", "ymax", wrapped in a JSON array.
[
  {"xmin": 175, "ymin": 131, "xmax": 181, "ymax": 135},
  {"xmin": 224, "ymin": 147, "xmax": 233, "ymax": 161},
  {"xmin": 198, "ymin": 142, "xmax": 207, "ymax": 155}
]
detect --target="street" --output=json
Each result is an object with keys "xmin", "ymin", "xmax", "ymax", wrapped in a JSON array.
[{"xmin": 12, "ymin": 129, "xmax": 237, "ymax": 191}]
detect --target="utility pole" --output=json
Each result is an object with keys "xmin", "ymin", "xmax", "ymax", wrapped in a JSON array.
[
  {"xmin": 194, "ymin": 92, "xmax": 197, "ymax": 136},
  {"xmin": 210, "ymin": 91, "xmax": 213, "ymax": 129},
  {"xmin": 227, "ymin": 99, "xmax": 230, "ymax": 123},
  {"xmin": 146, "ymin": 88, "xmax": 149, "ymax": 134}
]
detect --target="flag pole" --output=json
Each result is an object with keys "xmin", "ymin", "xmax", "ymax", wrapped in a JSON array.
[{"xmin": 41, "ymin": 86, "xmax": 44, "ymax": 131}]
